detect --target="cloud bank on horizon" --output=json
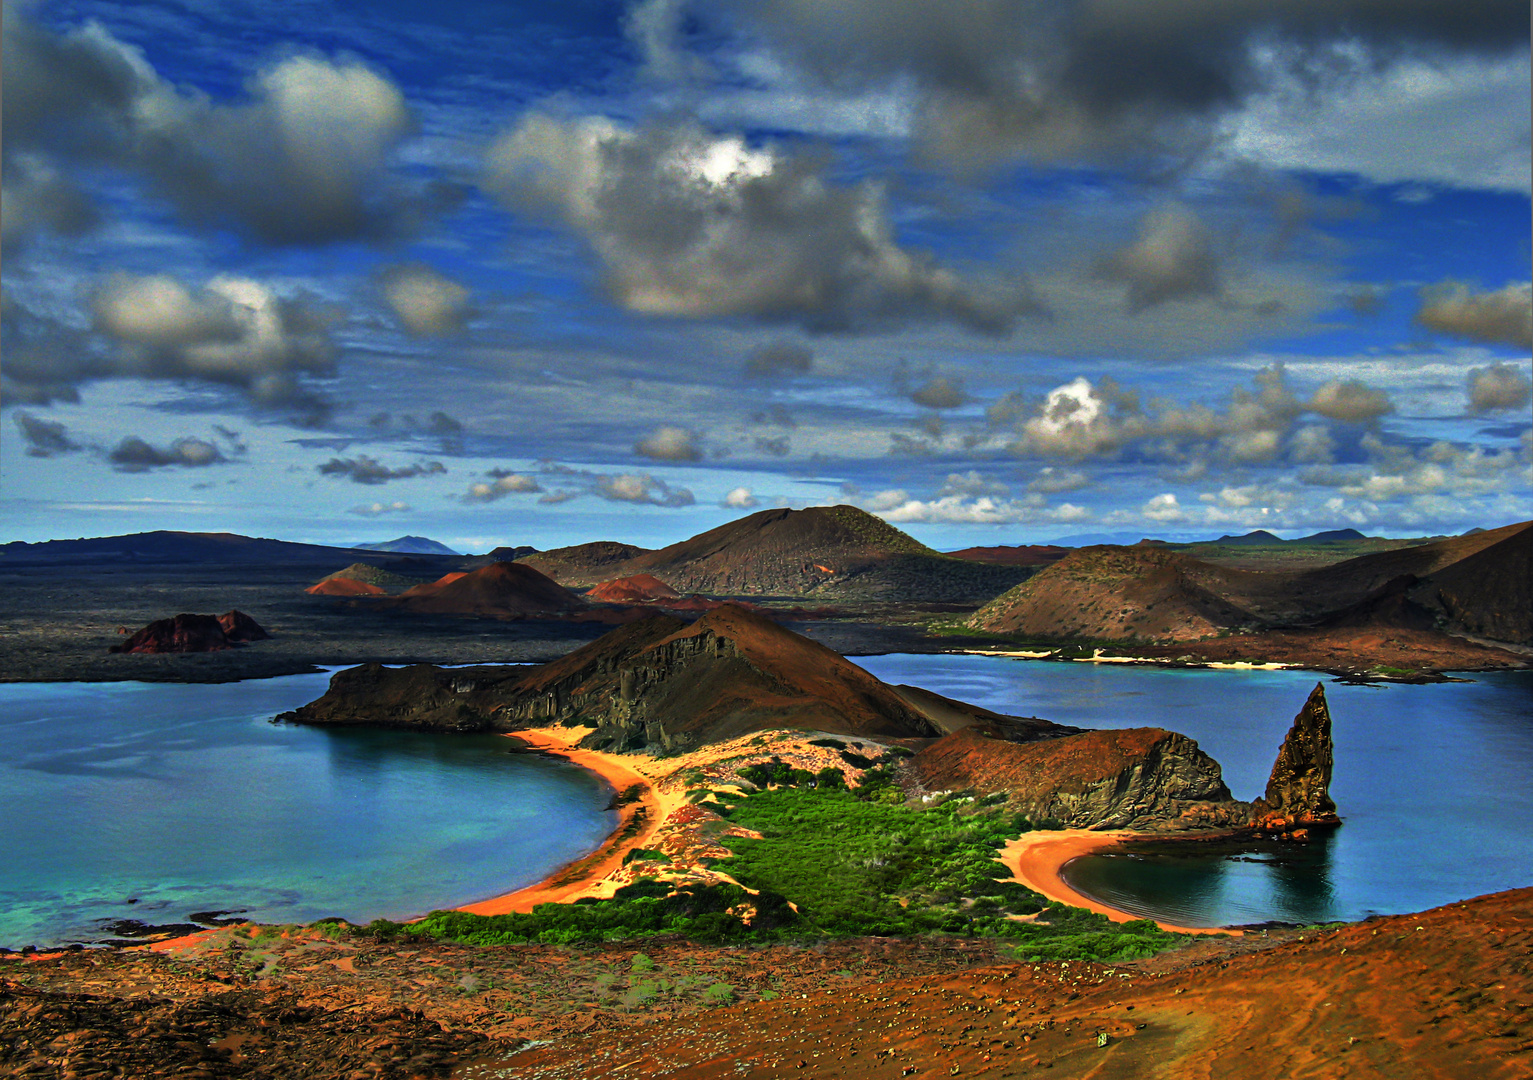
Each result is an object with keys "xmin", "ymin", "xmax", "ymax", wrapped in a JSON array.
[{"xmin": 1, "ymin": 0, "xmax": 1528, "ymax": 551}]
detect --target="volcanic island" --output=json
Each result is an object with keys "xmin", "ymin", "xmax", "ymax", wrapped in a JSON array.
[{"xmin": 2, "ymin": 509, "xmax": 1529, "ymax": 1079}]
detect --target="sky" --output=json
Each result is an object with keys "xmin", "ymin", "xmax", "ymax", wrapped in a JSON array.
[{"xmin": 3, "ymin": 0, "xmax": 1531, "ymax": 554}]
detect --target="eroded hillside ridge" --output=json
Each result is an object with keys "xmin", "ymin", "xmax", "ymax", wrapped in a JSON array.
[
  {"xmin": 911, "ymin": 725, "xmax": 1247, "ymax": 830},
  {"xmin": 1249, "ymin": 682, "xmax": 1340, "ymax": 839},
  {"xmin": 279, "ymin": 607, "xmax": 950, "ymax": 750},
  {"xmin": 967, "ymin": 519, "xmax": 1533, "ymax": 651}
]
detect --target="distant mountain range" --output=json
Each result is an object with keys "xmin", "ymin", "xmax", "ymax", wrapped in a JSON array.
[{"xmin": 354, "ymin": 536, "xmax": 460, "ymax": 555}]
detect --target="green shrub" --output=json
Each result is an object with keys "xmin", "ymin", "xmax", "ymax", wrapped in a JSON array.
[{"xmin": 700, "ymin": 982, "xmax": 735, "ymax": 1005}]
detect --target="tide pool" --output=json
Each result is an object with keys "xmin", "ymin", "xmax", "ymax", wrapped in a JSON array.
[{"xmin": 0, "ymin": 673, "xmax": 614, "ymax": 949}]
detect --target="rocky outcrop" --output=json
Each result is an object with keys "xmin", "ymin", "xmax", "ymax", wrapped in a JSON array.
[
  {"xmin": 276, "ymin": 663, "xmax": 518, "ymax": 732},
  {"xmin": 218, "ymin": 610, "xmax": 269, "ymax": 642},
  {"xmin": 110, "ymin": 613, "xmax": 231, "ymax": 654},
  {"xmin": 1248, "ymin": 682, "xmax": 1341, "ymax": 839},
  {"xmin": 280, "ymin": 606, "xmax": 959, "ymax": 751},
  {"xmin": 911, "ymin": 724, "xmax": 1249, "ymax": 830}
]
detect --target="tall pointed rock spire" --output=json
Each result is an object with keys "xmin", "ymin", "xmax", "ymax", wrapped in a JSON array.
[{"xmin": 1249, "ymin": 682, "xmax": 1341, "ymax": 840}]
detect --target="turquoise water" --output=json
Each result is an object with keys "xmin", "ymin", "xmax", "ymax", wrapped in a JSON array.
[
  {"xmin": 855, "ymin": 655, "xmax": 1533, "ymax": 927},
  {"xmin": 0, "ymin": 673, "xmax": 615, "ymax": 949}
]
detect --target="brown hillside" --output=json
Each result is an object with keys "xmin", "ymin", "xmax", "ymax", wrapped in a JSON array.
[
  {"xmin": 501, "ymin": 604, "xmax": 950, "ymax": 749},
  {"xmin": 384, "ymin": 562, "xmax": 585, "ymax": 617},
  {"xmin": 110, "ymin": 613, "xmax": 232, "ymax": 654},
  {"xmin": 306, "ymin": 562, "xmax": 421, "ymax": 594},
  {"xmin": 518, "ymin": 542, "xmax": 650, "ymax": 584},
  {"xmin": 305, "ymin": 577, "xmax": 385, "ymax": 596},
  {"xmin": 912, "ymin": 724, "xmax": 1241, "ymax": 829},
  {"xmin": 969, "ymin": 545, "xmax": 1256, "ymax": 641},
  {"xmin": 586, "ymin": 573, "xmax": 681, "ymax": 602},
  {"xmin": 947, "ymin": 544, "xmax": 1070, "ymax": 566},
  {"xmin": 1402, "ymin": 520, "xmax": 1532, "ymax": 643},
  {"xmin": 555, "ymin": 506, "xmax": 1030, "ymax": 602}
]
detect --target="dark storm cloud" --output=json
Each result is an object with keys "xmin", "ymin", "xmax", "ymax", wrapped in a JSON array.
[
  {"xmin": 3, "ymin": 9, "xmax": 418, "ymax": 244},
  {"xmin": 13, "ymin": 412, "xmax": 82, "ymax": 457},
  {"xmin": 651, "ymin": 0, "xmax": 1529, "ymax": 162},
  {"xmin": 483, "ymin": 115, "xmax": 1041, "ymax": 333},
  {"xmin": 317, "ymin": 455, "xmax": 447, "ymax": 484},
  {"xmin": 1, "ymin": 152, "xmax": 99, "ymax": 247},
  {"xmin": 909, "ymin": 375, "xmax": 969, "ymax": 409},
  {"xmin": 108, "ymin": 435, "xmax": 225, "ymax": 471}
]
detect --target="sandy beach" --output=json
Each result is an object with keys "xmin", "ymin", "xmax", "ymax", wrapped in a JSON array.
[
  {"xmin": 1000, "ymin": 829, "xmax": 1236, "ymax": 936},
  {"xmin": 454, "ymin": 728, "xmax": 691, "ymax": 915}
]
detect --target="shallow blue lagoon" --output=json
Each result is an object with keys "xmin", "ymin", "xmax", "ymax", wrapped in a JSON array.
[
  {"xmin": 855, "ymin": 654, "xmax": 1533, "ymax": 927},
  {"xmin": 0, "ymin": 673, "xmax": 614, "ymax": 949}
]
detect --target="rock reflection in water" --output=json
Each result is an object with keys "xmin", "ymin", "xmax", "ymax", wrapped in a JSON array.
[{"xmin": 1063, "ymin": 833, "xmax": 1339, "ymax": 928}]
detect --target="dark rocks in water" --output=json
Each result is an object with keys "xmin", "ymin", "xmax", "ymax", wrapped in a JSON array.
[
  {"xmin": 109, "ymin": 611, "xmax": 269, "ymax": 653},
  {"xmin": 110, "ymin": 613, "xmax": 231, "ymax": 654},
  {"xmin": 1249, "ymin": 682, "xmax": 1341, "ymax": 840},
  {"xmin": 218, "ymin": 610, "xmax": 269, "ymax": 641}
]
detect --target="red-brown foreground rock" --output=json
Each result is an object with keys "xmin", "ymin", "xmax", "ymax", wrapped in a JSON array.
[
  {"xmin": 489, "ymin": 887, "xmax": 1533, "ymax": 1080},
  {"xmin": 1249, "ymin": 681, "xmax": 1340, "ymax": 839}
]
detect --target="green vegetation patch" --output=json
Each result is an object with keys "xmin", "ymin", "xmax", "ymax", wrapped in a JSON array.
[
  {"xmin": 710, "ymin": 786, "xmax": 1043, "ymax": 936},
  {"xmin": 384, "ymin": 786, "xmax": 1187, "ymax": 963}
]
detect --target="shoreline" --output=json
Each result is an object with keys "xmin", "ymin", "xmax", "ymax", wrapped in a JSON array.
[
  {"xmin": 452, "ymin": 728, "xmax": 685, "ymax": 915},
  {"xmin": 1000, "ymin": 830, "xmax": 1237, "ymax": 937}
]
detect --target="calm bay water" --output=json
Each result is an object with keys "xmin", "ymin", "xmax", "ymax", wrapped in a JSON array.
[
  {"xmin": 855, "ymin": 654, "xmax": 1533, "ymax": 927},
  {"xmin": 5, "ymin": 658, "xmax": 1530, "ymax": 944},
  {"xmin": 0, "ymin": 673, "xmax": 614, "ymax": 949}
]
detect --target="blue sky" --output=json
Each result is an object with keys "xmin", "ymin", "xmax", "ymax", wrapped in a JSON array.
[{"xmin": 4, "ymin": 0, "xmax": 1530, "ymax": 553}]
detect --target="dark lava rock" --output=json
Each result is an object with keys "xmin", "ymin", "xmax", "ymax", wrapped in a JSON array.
[
  {"xmin": 110, "ymin": 613, "xmax": 231, "ymax": 654},
  {"xmin": 218, "ymin": 610, "xmax": 270, "ymax": 642},
  {"xmin": 1248, "ymin": 682, "xmax": 1341, "ymax": 840}
]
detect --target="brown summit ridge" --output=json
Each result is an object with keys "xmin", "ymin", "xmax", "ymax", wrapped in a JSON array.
[
  {"xmin": 517, "ymin": 541, "xmax": 651, "ymax": 584},
  {"xmin": 282, "ymin": 605, "xmax": 1069, "ymax": 751},
  {"xmin": 585, "ymin": 573, "xmax": 680, "ymax": 603},
  {"xmin": 1249, "ymin": 682, "xmax": 1340, "ymax": 839},
  {"xmin": 967, "ymin": 520, "xmax": 1533, "ymax": 660},
  {"xmin": 502, "ymin": 603, "xmax": 951, "ymax": 750},
  {"xmin": 521, "ymin": 506, "xmax": 1031, "ymax": 601},
  {"xmin": 968, "ymin": 545, "xmax": 1256, "ymax": 641},
  {"xmin": 380, "ymin": 561, "xmax": 585, "ymax": 617}
]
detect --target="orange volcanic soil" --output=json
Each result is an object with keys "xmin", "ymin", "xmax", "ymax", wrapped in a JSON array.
[
  {"xmin": 386, "ymin": 562, "xmax": 584, "ymax": 616},
  {"xmin": 496, "ymin": 886, "xmax": 1533, "ymax": 1080},
  {"xmin": 305, "ymin": 576, "xmax": 385, "ymax": 596},
  {"xmin": 455, "ymin": 731, "xmax": 668, "ymax": 915},
  {"xmin": 584, "ymin": 573, "xmax": 680, "ymax": 602}
]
